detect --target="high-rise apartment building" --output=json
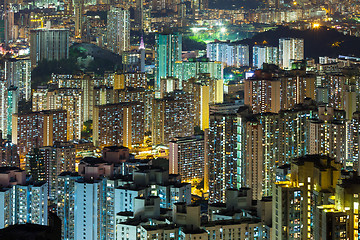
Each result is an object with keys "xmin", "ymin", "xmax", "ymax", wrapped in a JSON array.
[
  {"xmin": 25, "ymin": 148, "xmax": 47, "ymax": 183},
  {"xmin": 277, "ymin": 104, "xmax": 316, "ymax": 164},
  {"xmin": 237, "ymin": 101, "xmax": 318, "ymax": 200},
  {"xmin": 57, "ymin": 158, "xmax": 190, "ymax": 240},
  {"xmin": 0, "ymin": 79, "xmax": 7, "ymax": 139},
  {"xmin": 4, "ymin": 58, "xmax": 31, "ymax": 101},
  {"xmin": 0, "ymin": 73, "xmax": 19, "ymax": 141},
  {"xmin": 315, "ymin": 173, "xmax": 360, "ymax": 239},
  {"xmin": 207, "ymin": 41, "xmax": 227, "ymax": 63},
  {"xmin": 4, "ymin": 9, "xmax": 14, "ymax": 45},
  {"xmin": 0, "ymin": 167, "xmax": 48, "ymax": 229},
  {"xmin": 152, "ymin": 90, "xmax": 194, "ymax": 145},
  {"xmin": 174, "ymin": 59, "xmax": 223, "ymax": 83},
  {"xmin": 12, "ymin": 110, "xmax": 68, "ymax": 158},
  {"xmin": 244, "ymin": 68, "xmax": 315, "ymax": 114},
  {"xmin": 32, "ymin": 87, "xmax": 83, "ymax": 140},
  {"xmin": 253, "ymin": 45, "xmax": 278, "ymax": 69},
  {"xmin": 74, "ymin": 0, "xmax": 84, "ymax": 38},
  {"xmin": 7, "ymin": 86, "xmax": 18, "ymax": 139},
  {"xmin": 182, "ymin": 74, "xmax": 223, "ymax": 130},
  {"xmin": 155, "ymin": 33, "xmax": 182, "ymax": 92},
  {"xmin": 41, "ymin": 74, "xmax": 95, "ymax": 122},
  {"xmin": 208, "ymin": 104, "xmax": 238, "ymax": 203},
  {"xmin": 272, "ymin": 155, "xmax": 341, "ymax": 239},
  {"xmin": 93, "ymin": 85, "xmax": 114, "ymax": 106},
  {"xmin": 93, "ymin": 102, "xmax": 145, "ymax": 148},
  {"xmin": 0, "ymin": 142, "xmax": 20, "ymax": 168},
  {"xmin": 57, "ymin": 158, "xmax": 113, "ymax": 240},
  {"xmin": 344, "ymin": 82, "xmax": 358, "ymax": 120},
  {"xmin": 244, "ymin": 71, "xmax": 281, "ymax": 114},
  {"xmin": 346, "ymin": 112, "xmax": 360, "ymax": 170},
  {"xmin": 307, "ymin": 106, "xmax": 346, "ymax": 165},
  {"xmin": 30, "ymin": 28, "xmax": 69, "ymax": 67},
  {"xmin": 320, "ymin": 73, "xmax": 360, "ymax": 119},
  {"xmin": 32, "ymin": 87, "xmax": 48, "ymax": 112},
  {"xmin": 279, "ymin": 38, "xmax": 304, "ymax": 69},
  {"xmin": 45, "ymin": 142, "xmax": 76, "ymax": 200},
  {"xmin": 221, "ymin": 43, "xmax": 249, "ymax": 67},
  {"xmin": 235, "ymin": 44, "xmax": 250, "ymax": 67},
  {"xmin": 253, "ymin": 45, "xmax": 267, "ymax": 69},
  {"xmin": 114, "ymin": 87, "xmax": 153, "ymax": 132},
  {"xmin": 25, "ymin": 142, "xmax": 76, "ymax": 200},
  {"xmin": 207, "ymin": 42, "xmax": 250, "ymax": 67},
  {"xmin": 159, "ymin": 77, "xmax": 181, "ymax": 98},
  {"xmin": 265, "ymin": 46, "xmax": 279, "ymax": 65},
  {"xmin": 279, "ymin": 70, "xmax": 316, "ymax": 110},
  {"xmin": 169, "ymin": 135, "xmax": 205, "ymax": 184},
  {"xmin": 81, "ymin": 75, "xmax": 95, "ymax": 122},
  {"xmin": 47, "ymin": 88, "xmax": 83, "ymax": 140},
  {"xmin": 57, "ymin": 172, "xmax": 79, "ymax": 240},
  {"xmin": 107, "ymin": 7, "xmax": 130, "ymax": 54},
  {"xmin": 237, "ymin": 107, "xmax": 279, "ymax": 200},
  {"xmin": 114, "ymin": 72, "xmax": 147, "ymax": 89}
]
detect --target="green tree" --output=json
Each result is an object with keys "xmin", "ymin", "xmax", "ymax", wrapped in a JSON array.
[{"xmin": 81, "ymin": 120, "xmax": 93, "ymax": 140}]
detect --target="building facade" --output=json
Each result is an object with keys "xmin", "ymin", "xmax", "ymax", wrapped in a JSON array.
[
  {"xmin": 30, "ymin": 28, "xmax": 69, "ymax": 67},
  {"xmin": 107, "ymin": 7, "xmax": 130, "ymax": 54},
  {"xmin": 0, "ymin": 167, "xmax": 48, "ymax": 229},
  {"xmin": 154, "ymin": 33, "xmax": 182, "ymax": 92}
]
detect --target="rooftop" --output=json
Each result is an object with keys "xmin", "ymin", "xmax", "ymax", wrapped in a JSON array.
[
  {"xmin": 0, "ymin": 166, "xmax": 22, "ymax": 173},
  {"xmin": 80, "ymin": 157, "xmax": 107, "ymax": 165},
  {"xmin": 292, "ymin": 154, "xmax": 340, "ymax": 171},
  {"xmin": 203, "ymin": 218, "xmax": 261, "ymax": 227}
]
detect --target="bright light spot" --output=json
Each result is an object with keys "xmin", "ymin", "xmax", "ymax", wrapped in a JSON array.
[
  {"xmin": 220, "ymin": 27, "xmax": 226, "ymax": 33},
  {"xmin": 190, "ymin": 27, "xmax": 208, "ymax": 33},
  {"xmin": 293, "ymin": 1, "xmax": 297, "ymax": 5},
  {"xmin": 229, "ymin": 74, "xmax": 233, "ymax": 78},
  {"xmin": 191, "ymin": 28, "xmax": 198, "ymax": 33},
  {"xmin": 313, "ymin": 23, "xmax": 320, "ymax": 29}
]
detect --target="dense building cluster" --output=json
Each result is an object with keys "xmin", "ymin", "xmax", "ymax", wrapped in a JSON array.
[{"xmin": 2, "ymin": 0, "xmax": 360, "ymax": 239}]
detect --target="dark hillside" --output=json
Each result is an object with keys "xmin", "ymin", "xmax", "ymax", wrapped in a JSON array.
[{"xmin": 238, "ymin": 26, "xmax": 360, "ymax": 59}]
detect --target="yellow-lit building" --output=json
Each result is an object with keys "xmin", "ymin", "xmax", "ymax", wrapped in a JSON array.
[
  {"xmin": 94, "ymin": 85, "xmax": 114, "ymax": 106},
  {"xmin": 183, "ymin": 74, "xmax": 223, "ymax": 130},
  {"xmin": 114, "ymin": 72, "xmax": 147, "ymax": 89},
  {"xmin": 272, "ymin": 155, "xmax": 342, "ymax": 239},
  {"xmin": 169, "ymin": 135, "xmax": 205, "ymax": 193},
  {"xmin": 310, "ymin": 171, "xmax": 360, "ymax": 240},
  {"xmin": 32, "ymin": 88, "xmax": 83, "ymax": 140}
]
